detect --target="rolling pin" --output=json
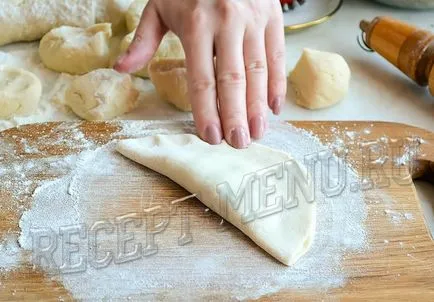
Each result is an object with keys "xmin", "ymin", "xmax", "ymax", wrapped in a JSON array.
[{"xmin": 360, "ymin": 16, "xmax": 434, "ymax": 96}]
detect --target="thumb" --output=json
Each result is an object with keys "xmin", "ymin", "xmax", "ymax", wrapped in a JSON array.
[{"xmin": 114, "ymin": 2, "xmax": 167, "ymax": 74}]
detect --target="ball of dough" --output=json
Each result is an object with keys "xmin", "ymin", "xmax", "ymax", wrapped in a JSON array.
[
  {"xmin": 125, "ymin": 0, "xmax": 149, "ymax": 32},
  {"xmin": 289, "ymin": 48, "xmax": 351, "ymax": 110},
  {"xmin": 39, "ymin": 23, "xmax": 112, "ymax": 75},
  {"xmin": 118, "ymin": 31, "xmax": 185, "ymax": 78},
  {"xmin": 65, "ymin": 69, "xmax": 140, "ymax": 120},
  {"xmin": 148, "ymin": 59, "xmax": 191, "ymax": 112},
  {"xmin": 0, "ymin": 66, "xmax": 42, "ymax": 118}
]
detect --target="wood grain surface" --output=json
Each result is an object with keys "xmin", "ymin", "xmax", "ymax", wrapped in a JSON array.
[{"xmin": 0, "ymin": 120, "xmax": 433, "ymax": 301}]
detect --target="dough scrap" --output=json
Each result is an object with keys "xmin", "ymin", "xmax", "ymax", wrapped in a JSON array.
[
  {"xmin": 117, "ymin": 31, "xmax": 185, "ymax": 78},
  {"xmin": 39, "ymin": 23, "xmax": 112, "ymax": 75},
  {"xmin": 117, "ymin": 134, "xmax": 316, "ymax": 266},
  {"xmin": 125, "ymin": 0, "xmax": 149, "ymax": 32},
  {"xmin": 289, "ymin": 48, "xmax": 351, "ymax": 110},
  {"xmin": 0, "ymin": 66, "xmax": 42, "ymax": 119},
  {"xmin": 0, "ymin": 0, "xmax": 96, "ymax": 46},
  {"xmin": 65, "ymin": 69, "xmax": 140, "ymax": 120},
  {"xmin": 148, "ymin": 59, "xmax": 191, "ymax": 112}
]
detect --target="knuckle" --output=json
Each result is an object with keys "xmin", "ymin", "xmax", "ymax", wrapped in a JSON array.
[
  {"xmin": 246, "ymin": 3, "xmax": 262, "ymax": 25},
  {"xmin": 217, "ymin": 71, "xmax": 246, "ymax": 86},
  {"xmin": 245, "ymin": 60, "xmax": 267, "ymax": 74},
  {"xmin": 269, "ymin": 50, "xmax": 285, "ymax": 65},
  {"xmin": 190, "ymin": 78, "xmax": 216, "ymax": 94},
  {"xmin": 185, "ymin": 7, "xmax": 208, "ymax": 32},
  {"xmin": 217, "ymin": 0, "xmax": 237, "ymax": 21}
]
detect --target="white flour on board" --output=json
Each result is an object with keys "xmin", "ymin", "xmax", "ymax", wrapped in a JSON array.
[
  {"xmin": 0, "ymin": 235, "xmax": 21, "ymax": 273},
  {"xmin": 12, "ymin": 121, "xmax": 368, "ymax": 300}
]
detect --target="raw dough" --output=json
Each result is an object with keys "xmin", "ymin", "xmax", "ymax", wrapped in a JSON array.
[
  {"xmin": 125, "ymin": 0, "xmax": 149, "ymax": 32},
  {"xmin": 105, "ymin": 0, "xmax": 135, "ymax": 34},
  {"xmin": 289, "ymin": 48, "xmax": 351, "ymax": 110},
  {"xmin": 117, "ymin": 31, "xmax": 185, "ymax": 78},
  {"xmin": 95, "ymin": 0, "xmax": 108, "ymax": 24},
  {"xmin": 65, "ymin": 69, "xmax": 140, "ymax": 120},
  {"xmin": 0, "ymin": 66, "xmax": 42, "ymax": 118},
  {"xmin": 39, "ymin": 23, "xmax": 112, "ymax": 75},
  {"xmin": 148, "ymin": 59, "xmax": 191, "ymax": 112},
  {"xmin": 0, "ymin": 0, "xmax": 96, "ymax": 46},
  {"xmin": 117, "ymin": 134, "xmax": 316, "ymax": 266},
  {"xmin": 109, "ymin": 35, "xmax": 125, "ymax": 67}
]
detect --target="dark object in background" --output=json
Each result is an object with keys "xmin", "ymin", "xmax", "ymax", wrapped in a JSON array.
[{"xmin": 281, "ymin": 0, "xmax": 306, "ymax": 11}]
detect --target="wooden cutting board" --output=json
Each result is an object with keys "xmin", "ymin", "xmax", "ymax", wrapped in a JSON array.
[{"xmin": 0, "ymin": 120, "xmax": 433, "ymax": 301}]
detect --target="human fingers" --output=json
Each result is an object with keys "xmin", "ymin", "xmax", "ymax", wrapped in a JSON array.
[
  {"xmin": 183, "ymin": 9, "xmax": 222, "ymax": 145},
  {"xmin": 215, "ymin": 2, "xmax": 250, "ymax": 148},
  {"xmin": 244, "ymin": 26, "xmax": 268, "ymax": 140},
  {"xmin": 114, "ymin": 1, "xmax": 167, "ymax": 73},
  {"xmin": 265, "ymin": 4, "xmax": 287, "ymax": 115}
]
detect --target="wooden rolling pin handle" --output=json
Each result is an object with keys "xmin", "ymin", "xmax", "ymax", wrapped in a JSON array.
[{"xmin": 360, "ymin": 17, "xmax": 434, "ymax": 96}]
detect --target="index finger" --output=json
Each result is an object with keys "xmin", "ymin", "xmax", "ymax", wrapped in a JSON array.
[{"xmin": 114, "ymin": 1, "xmax": 166, "ymax": 74}]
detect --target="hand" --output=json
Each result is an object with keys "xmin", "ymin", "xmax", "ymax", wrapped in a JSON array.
[{"xmin": 114, "ymin": 0, "xmax": 286, "ymax": 148}]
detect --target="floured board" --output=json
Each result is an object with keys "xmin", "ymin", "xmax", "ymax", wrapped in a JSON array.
[{"xmin": 0, "ymin": 120, "xmax": 433, "ymax": 301}]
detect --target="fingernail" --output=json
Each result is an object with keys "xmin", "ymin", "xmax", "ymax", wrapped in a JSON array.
[
  {"xmin": 230, "ymin": 127, "xmax": 249, "ymax": 149},
  {"xmin": 204, "ymin": 125, "xmax": 222, "ymax": 145},
  {"xmin": 249, "ymin": 115, "xmax": 265, "ymax": 140},
  {"xmin": 272, "ymin": 96, "xmax": 282, "ymax": 115}
]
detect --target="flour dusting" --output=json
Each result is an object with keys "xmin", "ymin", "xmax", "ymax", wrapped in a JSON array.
[
  {"xmin": 0, "ymin": 235, "xmax": 21, "ymax": 273},
  {"xmin": 13, "ymin": 121, "xmax": 368, "ymax": 300}
]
